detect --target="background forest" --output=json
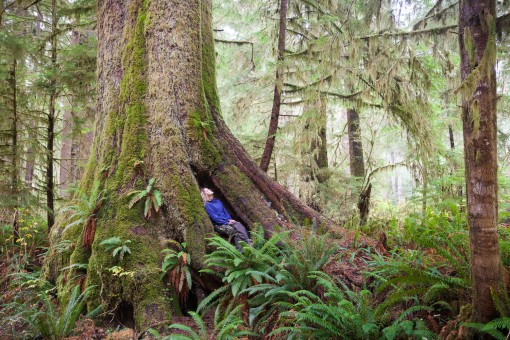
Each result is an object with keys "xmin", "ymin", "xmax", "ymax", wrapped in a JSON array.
[{"xmin": 1, "ymin": 0, "xmax": 510, "ymax": 339}]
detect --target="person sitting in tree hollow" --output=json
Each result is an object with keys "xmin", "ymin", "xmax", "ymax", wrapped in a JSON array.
[{"xmin": 200, "ymin": 188, "xmax": 252, "ymax": 250}]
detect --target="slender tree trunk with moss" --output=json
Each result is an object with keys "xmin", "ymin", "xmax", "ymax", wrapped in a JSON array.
[
  {"xmin": 347, "ymin": 108, "xmax": 370, "ymax": 225},
  {"xmin": 9, "ymin": 59, "xmax": 18, "ymax": 200},
  {"xmin": 8, "ymin": 59, "xmax": 18, "ymax": 205},
  {"xmin": 8, "ymin": 57, "xmax": 20, "ymax": 237},
  {"xmin": 300, "ymin": 98, "xmax": 328, "ymax": 210},
  {"xmin": 259, "ymin": 0, "xmax": 288, "ymax": 173},
  {"xmin": 459, "ymin": 0, "xmax": 501, "ymax": 325},
  {"xmin": 313, "ymin": 100, "xmax": 328, "ymax": 183},
  {"xmin": 46, "ymin": 0, "xmax": 57, "ymax": 231},
  {"xmin": 347, "ymin": 109, "xmax": 364, "ymax": 179},
  {"xmin": 44, "ymin": 0, "xmax": 326, "ymax": 329}
]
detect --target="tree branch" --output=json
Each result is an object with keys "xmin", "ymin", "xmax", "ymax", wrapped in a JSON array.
[
  {"xmin": 357, "ymin": 23, "xmax": 457, "ymax": 40},
  {"xmin": 412, "ymin": 0, "xmax": 458, "ymax": 30},
  {"xmin": 214, "ymin": 39, "xmax": 255, "ymax": 70},
  {"xmin": 358, "ymin": 12, "xmax": 509, "ymax": 40},
  {"xmin": 23, "ymin": 0, "xmax": 43, "ymax": 10}
]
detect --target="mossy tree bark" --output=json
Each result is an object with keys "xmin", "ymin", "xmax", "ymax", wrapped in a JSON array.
[
  {"xmin": 347, "ymin": 108, "xmax": 370, "ymax": 225},
  {"xmin": 299, "ymin": 97, "xmax": 329, "ymax": 210},
  {"xmin": 459, "ymin": 0, "xmax": 501, "ymax": 325},
  {"xmin": 44, "ymin": 0, "xmax": 327, "ymax": 330},
  {"xmin": 46, "ymin": 0, "xmax": 58, "ymax": 230}
]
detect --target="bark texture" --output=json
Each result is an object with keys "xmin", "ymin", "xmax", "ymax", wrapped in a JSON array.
[
  {"xmin": 259, "ymin": 0, "xmax": 288, "ymax": 172},
  {"xmin": 448, "ymin": 124, "xmax": 455, "ymax": 149},
  {"xmin": 459, "ymin": 0, "xmax": 500, "ymax": 324},
  {"xmin": 44, "ymin": 0, "xmax": 327, "ymax": 329},
  {"xmin": 347, "ymin": 108, "xmax": 364, "ymax": 178},
  {"xmin": 299, "ymin": 98, "xmax": 329, "ymax": 209},
  {"xmin": 347, "ymin": 108, "xmax": 370, "ymax": 224},
  {"xmin": 46, "ymin": 0, "xmax": 57, "ymax": 230}
]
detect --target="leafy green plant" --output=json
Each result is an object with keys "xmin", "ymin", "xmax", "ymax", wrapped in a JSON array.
[
  {"xmin": 62, "ymin": 181, "xmax": 105, "ymax": 248},
  {"xmin": 99, "ymin": 237, "xmax": 132, "ymax": 262},
  {"xmin": 194, "ymin": 227, "xmax": 286, "ymax": 335},
  {"xmin": 196, "ymin": 227, "xmax": 343, "ymax": 336},
  {"xmin": 150, "ymin": 311, "xmax": 208, "ymax": 340},
  {"xmin": 464, "ymin": 284, "xmax": 510, "ymax": 339},
  {"xmin": 61, "ymin": 263, "xmax": 88, "ymax": 271},
  {"xmin": 161, "ymin": 242, "xmax": 192, "ymax": 307},
  {"xmin": 189, "ymin": 112, "xmax": 212, "ymax": 140},
  {"xmin": 240, "ymin": 229, "xmax": 338, "ymax": 335},
  {"xmin": 26, "ymin": 285, "xmax": 100, "ymax": 339},
  {"xmin": 270, "ymin": 271, "xmax": 434, "ymax": 340},
  {"xmin": 128, "ymin": 178, "xmax": 163, "ymax": 219},
  {"xmin": 465, "ymin": 317, "xmax": 510, "ymax": 340},
  {"xmin": 283, "ymin": 229, "xmax": 337, "ymax": 288},
  {"xmin": 367, "ymin": 209, "xmax": 471, "ymax": 318},
  {"xmin": 147, "ymin": 308, "xmax": 255, "ymax": 340},
  {"xmin": 54, "ymin": 239, "xmax": 74, "ymax": 255},
  {"xmin": 200, "ymin": 226, "xmax": 286, "ymax": 300},
  {"xmin": 107, "ymin": 265, "xmax": 134, "ymax": 277},
  {"xmin": 3, "ymin": 277, "xmax": 100, "ymax": 340}
]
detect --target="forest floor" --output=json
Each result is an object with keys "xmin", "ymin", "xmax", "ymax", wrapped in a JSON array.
[{"xmin": 0, "ymin": 208, "xmax": 495, "ymax": 339}]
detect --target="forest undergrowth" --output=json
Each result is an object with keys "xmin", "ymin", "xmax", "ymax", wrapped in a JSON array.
[{"xmin": 2, "ymin": 202, "xmax": 510, "ymax": 339}]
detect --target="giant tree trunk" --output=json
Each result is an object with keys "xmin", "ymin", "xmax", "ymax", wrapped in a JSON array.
[
  {"xmin": 459, "ymin": 0, "xmax": 500, "ymax": 324},
  {"xmin": 44, "ymin": 0, "xmax": 326, "ymax": 329},
  {"xmin": 259, "ymin": 0, "xmax": 288, "ymax": 172}
]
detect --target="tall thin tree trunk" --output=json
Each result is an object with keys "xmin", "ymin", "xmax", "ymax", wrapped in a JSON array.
[
  {"xmin": 9, "ymin": 59, "xmax": 18, "ymax": 200},
  {"xmin": 300, "ymin": 98, "xmax": 328, "ymax": 210},
  {"xmin": 347, "ymin": 108, "xmax": 369, "ymax": 224},
  {"xmin": 459, "ymin": 0, "xmax": 500, "ymax": 324},
  {"xmin": 347, "ymin": 109, "xmax": 364, "ymax": 177},
  {"xmin": 313, "ymin": 99, "xmax": 328, "ymax": 183},
  {"xmin": 24, "ymin": 117, "xmax": 37, "ymax": 191},
  {"xmin": 9, "ymin": 57, "xmax": 19, "ymax": 236},
  {"xmin": 46, "ymin": 0, "xmax": 57, "ymax": 231},
  {"xmin": 60, "ymin": 109, "xmax": 73, "ymax": 194},
  {"xmin": 24, "ymin": 8, "xmax": 44, "ymax": 190},
  {"xmin": 422, "ymin": 167, "xmax": 428, "ymax": 216},
  {"xmin": 448, "ymin": 124, "xmax": 455, "ymax": 149},
  {"xmin": 259, "ymin": 0, "xmax": 288, "ymax": 172}
]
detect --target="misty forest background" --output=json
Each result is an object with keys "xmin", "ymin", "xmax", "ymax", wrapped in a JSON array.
[{"xmin": 1, "ymin": 0, "xmax": 510, "ymax": 339}]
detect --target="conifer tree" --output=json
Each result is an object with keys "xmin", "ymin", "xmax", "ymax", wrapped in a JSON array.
[
  {"xmin": 459, "ymin": 0, "xmax": 501, "ymax": 324},
  {"xmin": 44, "ymin": 0, "xmax": 326, "ymax": 328}
]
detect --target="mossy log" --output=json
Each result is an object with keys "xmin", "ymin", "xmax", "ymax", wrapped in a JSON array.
[{"xmin": 43, "ymin": 0, "xmax": 329, "ymax": 330}]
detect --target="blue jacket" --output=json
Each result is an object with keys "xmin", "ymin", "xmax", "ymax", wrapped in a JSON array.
[{"xmin": 205, "ymin": 199, "xmax": 231, "ymax": 225}]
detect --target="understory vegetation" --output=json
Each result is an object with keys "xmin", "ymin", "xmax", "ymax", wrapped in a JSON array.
[{"xmin": 2, "ymin": 203, "xmax": 510, "ymax": 338}]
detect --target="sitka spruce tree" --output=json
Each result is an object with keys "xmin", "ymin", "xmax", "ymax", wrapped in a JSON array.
[
  {"xmin": 459, "ymin": 0, "xmax": 501, "ymax": 325},
  {"xmin": 43, "ymin": 0, "xmax": 326, "ymax": 329}
]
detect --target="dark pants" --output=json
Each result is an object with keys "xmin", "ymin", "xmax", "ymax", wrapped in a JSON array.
[{"xmin": 214, "ymin": 222, "xmax": 252, "ymax": 250}]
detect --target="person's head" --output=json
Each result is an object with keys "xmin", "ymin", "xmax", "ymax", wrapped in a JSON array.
[{"xmin": 200, "ymin": 188, "xmax": 214, "ymax": 203}]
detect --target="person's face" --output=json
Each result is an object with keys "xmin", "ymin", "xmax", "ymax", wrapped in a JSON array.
[{"xmin": 205, "ymin": 189, "xmax": 214, "ymax": 202}]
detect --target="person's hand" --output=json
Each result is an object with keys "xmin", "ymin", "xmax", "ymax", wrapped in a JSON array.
[{"xmin": 229, "ymin": 219, "xmax": 236, "ymax": 225}]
